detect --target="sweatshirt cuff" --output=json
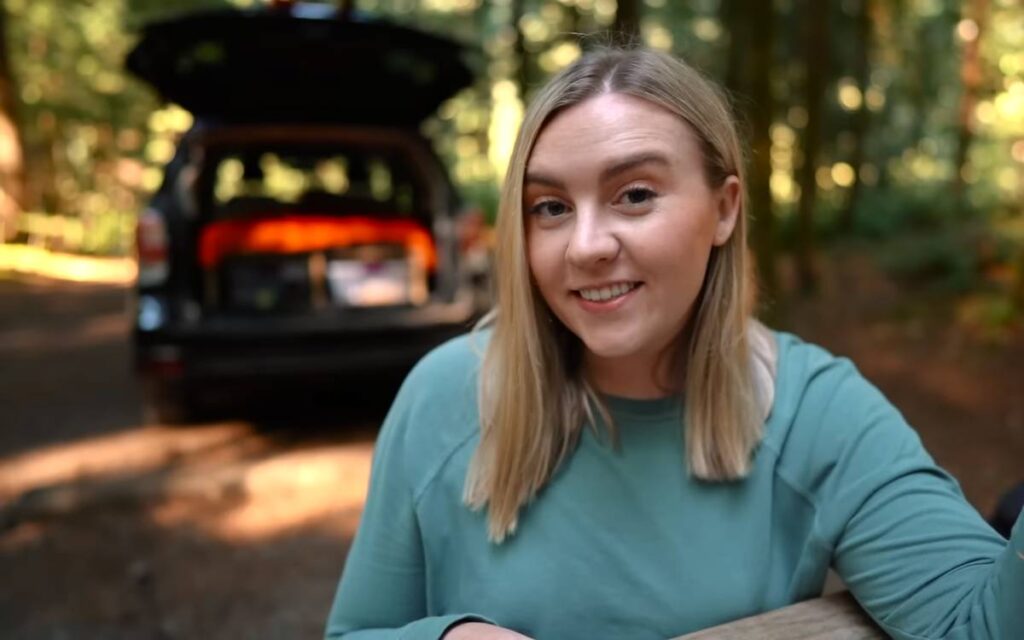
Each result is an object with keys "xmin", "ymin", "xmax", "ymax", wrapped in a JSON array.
[{"xmin": 401, "ymin": 613, "xmax": 497, "ymax": 640}]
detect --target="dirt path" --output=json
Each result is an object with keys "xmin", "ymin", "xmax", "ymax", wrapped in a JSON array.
[{"xmin": 0, "ymin": 275, "xmax": 388, "ymax": 640}]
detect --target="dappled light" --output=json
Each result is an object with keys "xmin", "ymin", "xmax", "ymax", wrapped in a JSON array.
[
  {"xmin": 150, "ymin": 444, "xmax": 373, "ymax": 542},
  {"xmin": 0, "ymin": 243, "xmax": 135, "ymax": 283},
  {"xmin": 2, "ymin": 1, "xmax": 1023, "ymax": 638},
  {"xmin": 0, "ymin": 422, "xmax": 373, "ymax": 546},
  {"xmin": 0, "ymin": 423, "xmax": 259, "ymax": 501}
]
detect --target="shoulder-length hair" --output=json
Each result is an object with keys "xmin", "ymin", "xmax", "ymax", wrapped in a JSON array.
[{"xmin": 466, "ymin": 48, "xmax": 777, "ymax": 543}]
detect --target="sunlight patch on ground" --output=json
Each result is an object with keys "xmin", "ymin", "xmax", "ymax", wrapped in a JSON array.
[
  {"xmin": 0, "ymin": 244, "xmax": 135, "ymax": 284},
  {"xmin": 0, "ymin": 414, "xmax": 377, "ymax": 545},
  {"xmin": 149, "ymin": 444, "xmax": 373, "ymax": 542},
  {"xmin": 0, "ymin": 423, "xmax": 256, "ymax": 500}
]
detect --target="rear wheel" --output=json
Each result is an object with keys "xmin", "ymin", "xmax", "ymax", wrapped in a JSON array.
[{"xmin": 141, "ymin": 377, "xmax": 198, "ymax": 425}]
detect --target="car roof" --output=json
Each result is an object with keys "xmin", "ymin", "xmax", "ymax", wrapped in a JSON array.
[{"xmin": 126, "ymin": 3, "xmax": 475, "ymax": 125}]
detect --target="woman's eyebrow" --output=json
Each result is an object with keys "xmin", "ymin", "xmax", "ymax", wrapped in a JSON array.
[
  {"xmin": 523, "ymin": 151, "xmax": 671, "ymax": 190},
  {"xmin": 599, "ymin": 152, "xmax": 671, "ymax": 182},
  {"xmin": 523, "ymin": 171, "xmax": 564, "ymax": 189}
]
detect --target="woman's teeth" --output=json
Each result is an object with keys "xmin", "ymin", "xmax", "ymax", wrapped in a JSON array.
[{"xmin": 578, "ymin": 282, "xmax": 638, "ymax": 302}]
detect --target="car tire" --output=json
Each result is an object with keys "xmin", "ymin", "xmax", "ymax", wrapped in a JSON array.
[{"xmin": 141, "ymin": 377, "xmax": 198, "ymax": 425}]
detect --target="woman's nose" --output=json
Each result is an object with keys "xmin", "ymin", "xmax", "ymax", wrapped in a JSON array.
[{"xmin": 565, "ymin": 209, "xmax": 620, "ymax": 267}]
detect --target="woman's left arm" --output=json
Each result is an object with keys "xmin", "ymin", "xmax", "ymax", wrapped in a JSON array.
[{"xmin": 811, "ymin": 370, "xmax": 1023, "ymax": 639}]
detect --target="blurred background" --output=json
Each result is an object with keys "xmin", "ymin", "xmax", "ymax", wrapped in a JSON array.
[{"xmin": 0, "ymin": 0, "xmax": 1022, "ymax": 638}]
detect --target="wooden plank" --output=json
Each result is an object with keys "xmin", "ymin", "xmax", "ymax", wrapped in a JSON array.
[{"xmin": 673, "ymin": 592, "xmax": 886, "ymax": 640}]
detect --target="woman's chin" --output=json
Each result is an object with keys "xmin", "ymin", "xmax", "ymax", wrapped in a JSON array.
[{"xmin": 578, "ymin": 337, "xmax": 644, "ymax": 362}]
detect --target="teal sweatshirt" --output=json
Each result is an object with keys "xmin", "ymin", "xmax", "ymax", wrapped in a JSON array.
[{"xmin": 325, "ymin": 332, "xmax": 1023, "ymax": 639}]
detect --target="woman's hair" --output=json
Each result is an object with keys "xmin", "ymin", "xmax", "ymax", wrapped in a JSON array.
[{"xmin": 466, "ymin": 47, "xmax": 777, "ymax": 542}]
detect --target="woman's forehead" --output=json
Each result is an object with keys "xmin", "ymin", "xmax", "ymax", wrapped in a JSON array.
[{"xmin": 526, "ymin": 93, "xmax": 700, "ymax": 176}]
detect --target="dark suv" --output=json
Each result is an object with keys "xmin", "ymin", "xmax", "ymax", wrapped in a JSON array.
[{"xmin": 127, "ymin": 3, "xmax": 488, "ymax": 421}]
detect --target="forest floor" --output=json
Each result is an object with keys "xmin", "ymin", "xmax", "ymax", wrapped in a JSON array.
[{"xmin": 1, "ymin": 247, "xmax": 1022, "ymax": 640}]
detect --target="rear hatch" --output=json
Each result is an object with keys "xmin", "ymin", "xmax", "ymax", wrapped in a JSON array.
[
  {"xmin": 127, "ymin": 5, "xmax": 478, "ymax": 328},
  {"xmin": 126, "ymin": 3, "xmax": 474, "ymax": 124}
]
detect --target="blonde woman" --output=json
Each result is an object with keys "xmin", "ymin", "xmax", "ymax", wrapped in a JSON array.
[{"xmin": 325, "ymin": 49, "xmax": 1022, "ymax": 640}]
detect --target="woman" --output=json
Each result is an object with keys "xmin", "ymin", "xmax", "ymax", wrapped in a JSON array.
[{"xmin": 325, "ymin": 48, "xmax": 1022, "ymax": 640}]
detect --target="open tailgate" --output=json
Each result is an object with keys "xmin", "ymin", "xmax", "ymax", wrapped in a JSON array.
[{"xmin": 126, "ymin": 4, "xmax": 475, "ymax": 124}]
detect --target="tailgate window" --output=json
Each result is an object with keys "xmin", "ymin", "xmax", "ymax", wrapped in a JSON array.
[
  {"xmin": 210, "ymin": 148, "xmax": 419, "ymax": 217},
  {"xmin": 196, "ymin": 144, "xmax": 436, "ymax": 314}
]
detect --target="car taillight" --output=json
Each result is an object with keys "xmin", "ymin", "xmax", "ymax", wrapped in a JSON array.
[
  {"xmin": 136, "ymin": 208, "xmax": 169, "ymax": 286},
  {"xmin": 197, "ymin": 216, "xmax": 438, "ymax": 271}
]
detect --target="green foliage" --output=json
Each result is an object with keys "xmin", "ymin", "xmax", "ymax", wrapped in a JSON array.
[
  {"xmin": 16, "ymin": 210, "xmax": 132, "ymax": 255},
  {"xmin": 847, "ymin": 187, "xmax": 959, "ymax": 239},
  {"xmin": 867, "ymin": 219, "xmax": 1019, "ymax": 299},
  {"xmin": 876, "ymin": 228, "xmax": 984, "ymax": 293},
  {"xmin": 458, "ymin": 180, "xmax": 500, "ymax": 224},
  {"xmin": 0, "ymin": 0, "xmax": 1021, "ymax": 295}
]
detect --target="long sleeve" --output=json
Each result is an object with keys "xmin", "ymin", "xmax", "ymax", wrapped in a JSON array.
[
  {"xmin": 797, "ymin": 359, "xmax": 1024, "ymax": 639},
  {"xmin": 323, "ymin": 378, "xmax": 492, "ymax": 639}
]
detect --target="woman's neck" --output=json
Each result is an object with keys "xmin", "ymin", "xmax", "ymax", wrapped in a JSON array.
[{"xmin": 583, "ymin": 347, "xmax": 684, "ymax": 399}]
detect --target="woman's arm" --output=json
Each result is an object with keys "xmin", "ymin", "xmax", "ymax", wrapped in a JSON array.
[{"xmin": 810, "ymin": 369, "xmax": 1023, "ymax": 639}]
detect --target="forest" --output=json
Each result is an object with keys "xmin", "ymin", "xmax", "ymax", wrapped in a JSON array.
[
  {"xmin": 0, "ymin": 0, "xmax": 1022, "ymax": 324},
  {"xmin": 2, "ymin": 4, "xmax": 1023, "ymax": 637}
]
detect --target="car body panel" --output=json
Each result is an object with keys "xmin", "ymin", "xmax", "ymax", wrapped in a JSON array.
[{"xmin": 126, "ymin": 5, "xmax": 475, "ymax": 124}]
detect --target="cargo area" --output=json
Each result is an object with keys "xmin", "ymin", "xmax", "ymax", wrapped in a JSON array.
[{"xmin": 185, "ymin": 130, "xmax": 448, "ymax": 316}]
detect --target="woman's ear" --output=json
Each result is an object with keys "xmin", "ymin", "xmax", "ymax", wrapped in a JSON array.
[{"xmin": 712, "ymin": 175, "xmax": 742, "ymax": 247}]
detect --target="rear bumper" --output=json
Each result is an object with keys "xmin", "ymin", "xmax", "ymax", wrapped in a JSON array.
[{"xmin": 134, "ymin": 300, "xmax": 477, "ymax": 380}]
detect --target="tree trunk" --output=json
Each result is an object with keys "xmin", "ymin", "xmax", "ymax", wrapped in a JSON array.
[
  {"xmin": 0, "ymin": 4, "xmax": 26, "ymax": 241},
  {"xmin": 723, "ymin": 0, "xmax": 749, "ymax": 98},
  {"xmin": 795, "ymin": 0, "xmax": 829, "ymax": 294},
  {"xmin": 952, "ymin": 0, "xmax": 988, "ymax": 217},
  {"xmin": 613, "ymin": 0, "xmax": 641, "ymax": 44},
  {"xmin": 722, "ymin": 0, "xmax": 778, "ymax": 304},
  {"xmin": 511, "ymin": 0, "xmax": 529, "ymax": 101},
  {"xmin": 839, "ymin": 0, "xmax": 873, "ymax": 231}
]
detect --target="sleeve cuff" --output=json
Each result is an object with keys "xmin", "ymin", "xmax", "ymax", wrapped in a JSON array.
[{"xmin": 401, "ymin": 613, "xmax": 497, "ymax": 640}]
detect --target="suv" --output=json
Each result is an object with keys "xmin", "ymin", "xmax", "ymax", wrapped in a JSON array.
[{"xmin": 127, "ymin": 3, "xmax": 488, "ymax": 422}]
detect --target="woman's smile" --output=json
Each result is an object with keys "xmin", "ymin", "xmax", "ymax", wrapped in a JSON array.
[{"xmin": 573, "ymin": 281, "xmax": 643, "ymax": 311}]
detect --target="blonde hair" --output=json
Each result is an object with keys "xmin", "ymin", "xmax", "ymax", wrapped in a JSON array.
[{"xmin": 466, "ymin": 48, "xmax": 777, "ymax": 542}]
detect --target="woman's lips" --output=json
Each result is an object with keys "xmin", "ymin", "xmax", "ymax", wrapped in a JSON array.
[{"xmin": 572, "ymin": 282, "xmax": 643, "ymax": 313}]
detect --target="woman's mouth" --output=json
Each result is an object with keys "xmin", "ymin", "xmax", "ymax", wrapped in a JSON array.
[{"xmin": 575, "ymin": 281, "xmax": 642, "ymax": 302}]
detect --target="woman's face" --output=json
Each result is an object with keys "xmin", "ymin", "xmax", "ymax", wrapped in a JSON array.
[{"xmin": 524, "ymin": 93, "xmax": 740, "ymax": 394}]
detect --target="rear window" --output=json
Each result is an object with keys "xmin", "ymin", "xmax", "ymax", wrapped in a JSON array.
[{"xmin": 200, "ymin": 145, "xmax": 422, "ymax": 219}]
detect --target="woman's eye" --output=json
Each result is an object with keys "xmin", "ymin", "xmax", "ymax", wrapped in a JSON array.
[
  {"xmin": 620, "ymin": 187, "xmax": 657, "ymax": 206},
  {"xmin": 530, "ymin": 200, "xmax": 570, "ymax": 217}
]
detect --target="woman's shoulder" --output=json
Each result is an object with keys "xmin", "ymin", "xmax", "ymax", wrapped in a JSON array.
[
  {"xmin": 761, "ymin": 331, "xmax": 929, "ymax": 494},
  {"xmin": 767, "ymin": 330, "xmax": 879, "ymax": 421},
  {"xmin": 382, "ymin": 330, "xmax": 488, "ymax": 458},
  {"xmin": 406, "ymin": 329, "xmax": 490, "ymax": 386}
]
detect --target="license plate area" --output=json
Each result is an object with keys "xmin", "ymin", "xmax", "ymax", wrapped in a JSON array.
[
  {"xmin": 326, "ymin": 244, "xmax": 427, "ymax": 308},
  {"xmin": 208, "ymin": 246, "xmax": 428, "ymax": 313}
]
